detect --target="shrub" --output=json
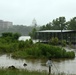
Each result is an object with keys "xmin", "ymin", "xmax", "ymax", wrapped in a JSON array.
[
  {"xmin": 49, "ymin": 37, "xmax": 59, "ymax": 45},
  {"xmin": 65, "ymin": 51, "xmax": 75, "ymax": 58},
  {"xmin": 61, "ymin": 40, "xmax": 66, "ymax": 46}
]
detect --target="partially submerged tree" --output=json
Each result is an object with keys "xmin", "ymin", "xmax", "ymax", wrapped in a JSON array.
[{"xmin": 29, "ymin": 28, "xmax": 37, "ymax": 39}]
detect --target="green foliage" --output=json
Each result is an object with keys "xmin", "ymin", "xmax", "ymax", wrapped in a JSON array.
[
  {"xmin": 0, "ymin": 32, "xmax": 75, "ymax": 59},
  {"xmin": 49, "ymin": 37, "xmax": 59, "ymax": 45},
  {"xmin": 29, "ymin": 39, "xmax": 33, "ymax": 44},
  {"xmin": 2, "ymin": 32, "xmax": 13, "ymax": 37},
  {"xmin": 67, "ymin": 17, "xmax": 76, "ymax": 30},
  {"xmin": 0, "ymin": 43, "xmax": 18, "ymax": 53},
  {"xmin": 0, "ymin": 69, "xmax": 47, "ymax": 75},
  {"xmin": 40, "ymin": 23, "xmax": 52, "ymax": 30},
  {"xmin": 18, "ymin": 41, "xmax": 26, "ymax": 49},
  {"xmin": 0, "ymin": 32, "xmax": 21, "ymax": 53},
  {"xmin": 65, "ymin": 51, "xmax": 75, "ymax": 58},
  {"xmin": 52, "ymin": 17, "xmax": 66, "ymax": 30},
  {"xmin": 12, "ymin": 43, "xmax": 75, "ymax": 59},
  {"xmin": 1, "ymin": 32, "xmax": 21, "ymax": 42},
  {"xmin": 68, "ymin": 42, "xmax": 72, "ymax": 46},
  {"xmin": 0, "ymin": 69, "xmax": 75, "ymax": 75},
  {"xmin": 40, "ymin": 17, "xmax": 66, "ymax": 30},
  {"xmin": 61, "ymin": 40, "xmax": 66, "ymax": 46},
  {"xmin": 39, "ymin": 16, "xmax": 76, "ymax": 30},
  {"xmin": 12, "ymin": 50, "xmax": 28, "ymax": 58},
  {"xmin": 24, "ymin": 39, "xmax": 33, "ymax": 48},
  {"xmin": 13, "ymin": 33, "xmax": 21, "ymax": 40},
  {"xmin": 29, "ymin": 28, "xmax": 37, "ymax": 39}
]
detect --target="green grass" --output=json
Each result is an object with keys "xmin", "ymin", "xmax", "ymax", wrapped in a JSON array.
[
  {"xmin": 0, "ymin": 69, "xmax": 74, "ymax": 75},
  {"xmin": 0, "ymin": 69, "xmax": 47, "ymax": 75}
]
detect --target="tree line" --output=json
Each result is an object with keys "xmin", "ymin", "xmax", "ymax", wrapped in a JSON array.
[
  {"xmin": 0, "ymin": 25, "xmax": 35, "ymax": 36},
  {"xmin": 40, "ymin": 17, "xmax": 76, "ymax": 30}
]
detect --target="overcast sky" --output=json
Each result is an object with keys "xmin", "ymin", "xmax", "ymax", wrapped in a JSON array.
[{"xmin": 0, "ymin": 0, "xmax": 76, "ymax": 26}]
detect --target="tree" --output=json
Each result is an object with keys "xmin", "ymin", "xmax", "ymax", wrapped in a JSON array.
[
  {"xmin": 40, "ymin": 22, "xmax": 52, "ymax": 30},
  {"xmin": 2, "ymin": 32, "xmax": 13, "ymax": 37},
  {"xmin": 46, "ymin": 23, "xmax": 52, "ymax": 30},
  {"xmin": 13, "ymin": 33, "xmax": 21, "ymax": 40},
  {"xmin": 1, "ymin": 32, "xmax": 21, "ymax": 42},
  {"xmin": 29, "ymin": 28, "xmax": 37, "ymax": 39},
  {"xmin": 52, "ymin": 17, "xmax": 66, "ymax": 30},
  {"xmin": 49, "ymin": 37, "xmax": 59, "ymax": 45},
  {"xmin": 40, "ymin": 25, "xmax": 46, "ymax": 30},
  {"xmin": 67, "ymin": 17, "xmax": 76, "ymax": 30}
]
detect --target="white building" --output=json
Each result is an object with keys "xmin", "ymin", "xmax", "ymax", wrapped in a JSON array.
[
  {"xmin": 3, "ymin": 21, "xmax": 13, "ymax": 28},
  {"xmin": 0, "ymin": 20, "xmax": 13, "ymax": 29},
  {"xmin": 32, "ymin": 18, "xmax": 37, "ymax": 27}
]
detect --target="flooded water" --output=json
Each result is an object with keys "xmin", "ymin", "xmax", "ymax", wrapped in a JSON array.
[
  {"xmin": 18, "ymin": 36, "xmax": 31, "ymax": 41},
  {"xmin": 0, "ymin": 50, "xmax": 76, "ymax": 74},
  {"xmin": 15, "ymin": 36, "xmax": 76, "ymax": 74},
  {"xmin": 18, "ymin": 36, "xmax": 39, "ymax": 43}
]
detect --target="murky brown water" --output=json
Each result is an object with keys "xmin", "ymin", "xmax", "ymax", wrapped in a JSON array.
[{"xmin": 0, "ymin": 52, "xmax": 76, "ymax": 74}]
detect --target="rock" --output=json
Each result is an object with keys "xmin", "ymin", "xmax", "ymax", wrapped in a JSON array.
[
  {"xmin": 23, "ymin": 63, "xmax": 27, "ymax": 66},
  {"xmin": 8, "ymin": 65, "xmax": 16, "ymax": 69}
]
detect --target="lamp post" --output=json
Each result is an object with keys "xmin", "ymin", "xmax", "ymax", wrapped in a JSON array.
[{"xmin": 60, "ymin": 24, "xmax": 63, "ymax": 46}]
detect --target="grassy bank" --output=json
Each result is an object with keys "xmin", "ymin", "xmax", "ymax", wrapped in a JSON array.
[
  {"xmin": 0, "ymin": 69, "xmax": 46, "ymax": 75},
  {"xmin": 0, "ymin": 69, "xmax": 74, "ymax": 75}
]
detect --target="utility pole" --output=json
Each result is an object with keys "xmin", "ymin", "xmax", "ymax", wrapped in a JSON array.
[{"xmin": 60, "ymin": 24, "xmax": 63, "ymax": 46}]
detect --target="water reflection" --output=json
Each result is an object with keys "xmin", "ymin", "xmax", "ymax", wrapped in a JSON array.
[{"xmin": 0, "ymin": 54, "xmax": 76, "ymax": 74}]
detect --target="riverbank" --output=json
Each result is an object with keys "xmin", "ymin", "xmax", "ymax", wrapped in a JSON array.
[
  {"xmin": 0, "ymin": 69, "xmax": 47, "ymax": 75},
  {"xmin": 0, "ymin": 69, "xmax": 74, "ymax": 75}
]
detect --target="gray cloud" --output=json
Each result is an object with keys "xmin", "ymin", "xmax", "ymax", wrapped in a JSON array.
[{"xmin": 0, "ymin": 0, "xmax": 75, "ymax": 25}]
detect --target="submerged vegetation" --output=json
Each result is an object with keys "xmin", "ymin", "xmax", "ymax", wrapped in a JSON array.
[
  {"xmin": 12, "ymin": 43, "xmax": 75, "ymax": 59},
  {"xmin": 0, "ymin": 32, "xmax": 75, "ymax": 59},
  {"xmin": 0, "ymin": 32, "xmax": 75, "ymax": 75}
]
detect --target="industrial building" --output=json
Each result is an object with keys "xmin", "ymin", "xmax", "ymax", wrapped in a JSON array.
[{"xmin": 36, "ymin": 30, "xmax": 76, "ymax": 44}]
